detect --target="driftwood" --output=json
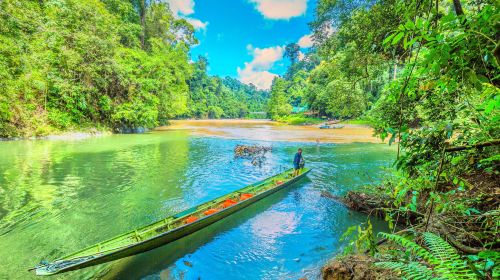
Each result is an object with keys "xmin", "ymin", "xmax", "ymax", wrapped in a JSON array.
[
  {"xmin": 321, "ymin": 191, "xmax": 389, "ymax": 218},
  {"xmin": 234, "ymin": 145, "xmax": 272, "ymax": 166},
  {"xmin": 322, "ymin": 190, "xmax": 493, "ymax": 255},
  {"xmin": 433, "ymin": 221, "xmax": 497, "ymax": 254},
  {"xmin": 234, "ymin": 144, "xmax": 271, "ymax": 157}
]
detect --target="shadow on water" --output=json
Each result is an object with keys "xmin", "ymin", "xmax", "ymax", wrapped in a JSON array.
[{"xmin": 103, "ymin": 178, "xmax": 312, "ymax": 279}]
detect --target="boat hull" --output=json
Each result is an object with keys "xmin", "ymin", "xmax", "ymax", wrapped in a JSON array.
[{"xmin": 35, "ymin": 168, "xmax": 310, "ymax": 275}]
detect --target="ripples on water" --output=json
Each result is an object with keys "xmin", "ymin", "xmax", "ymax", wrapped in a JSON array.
[{"xmin": 0, "ymin": 131, "xmax": 395, "ymax": 279}]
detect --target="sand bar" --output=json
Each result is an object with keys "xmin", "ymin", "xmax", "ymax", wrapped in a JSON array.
[{"xmin": 157, "ymin": 119, "xmax": 384, "ymax": 144}]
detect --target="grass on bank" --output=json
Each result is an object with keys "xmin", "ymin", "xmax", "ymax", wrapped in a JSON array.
[
  {"xmin": 274, "ymin": 114, "xmax": 324, "ymax": 125},
  {"xmin": 274, "ymin": 114, "xmax": 375, "ymax": 126},
  {"xmin": 340, "ymin": 118, "xmax": 375, "ymax": 126},
  {"xmin": 245, "ymin": 112, "xmax": 268, "ymax": 119}
]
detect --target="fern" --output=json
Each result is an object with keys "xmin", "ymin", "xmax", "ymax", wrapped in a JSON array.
[
  {"xmin": 375, "ymin": 261, "xmax": 435, "ymax": 280},
  {"xmin": 378, "ymin": 232, "xmax": 439, "ymax": 264},
  {"xmin": 423, "ymin": 232, "xmax": 461, "ymax": 262},
  {"xmin": 422, "ymin": 232, "xmax": 476, "ymax": 280},
  {"xmin": 376, "ymin": 232, "xmax": 478, "ymax": 280}
]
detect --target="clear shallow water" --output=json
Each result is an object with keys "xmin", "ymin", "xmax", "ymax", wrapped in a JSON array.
[{"xmin": 0, "ymin": 130, "xmax": 395, "ymax": 279}]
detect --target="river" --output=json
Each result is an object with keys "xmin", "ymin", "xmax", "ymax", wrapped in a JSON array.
[{"xmin": 0, "ymin": 122, "xmax": 395, "ymax": 279}]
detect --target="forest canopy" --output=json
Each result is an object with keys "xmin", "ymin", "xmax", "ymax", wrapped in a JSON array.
[{"xmin": 0, "ymin": 0, "xmax": 268, "ymax": 137}]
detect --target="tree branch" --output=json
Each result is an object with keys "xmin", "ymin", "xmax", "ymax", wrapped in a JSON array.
[{"xmin": 445, "ymin": 139, "xmax": 500, "ymax": 152}]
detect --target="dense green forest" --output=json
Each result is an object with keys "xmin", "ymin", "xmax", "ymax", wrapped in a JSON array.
[
  {"xmin": 268, "ymin": 0, "xmax": 499, "ymax": 123},
  {"xmin": 1, "ymin": 0, "xmax": 498, "ymax": 278},
  {"xmin": 267, "ymin": 0, "xmax": 498, "ymax": 279},
  {"xmin": 0, "ymin": 0, "xmax": 268, "ymax": 137},
  {"xmin": 188, "ymin": 56, "xmax": 269, "ymax": 119}
]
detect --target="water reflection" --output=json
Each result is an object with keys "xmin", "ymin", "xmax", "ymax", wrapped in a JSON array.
[
  {"xmin": 0, "ymin": 132, "xmax": 192, "ymax": 279},
  {"xmin": 251, "ymin": 211, "xmax": 299, "ymax": 244},
  {"xmin": 0, "ymin": 131, "xmax": 395, "ymax": 279}
]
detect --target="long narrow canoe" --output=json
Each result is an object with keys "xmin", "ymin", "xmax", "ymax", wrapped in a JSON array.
[{"xmin": 33, "ymin": 167, "xmax": 311, "ymax": 275}]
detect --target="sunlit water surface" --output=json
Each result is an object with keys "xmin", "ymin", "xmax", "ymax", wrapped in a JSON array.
[{"xmin": 0, "ymin": 130, "xmax": 395, "ymax": 279}]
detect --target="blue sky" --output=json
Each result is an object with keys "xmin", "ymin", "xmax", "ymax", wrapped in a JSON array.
[{"xmin": 166, "ymin": 0, "xmax": 317, "ymax": 90}]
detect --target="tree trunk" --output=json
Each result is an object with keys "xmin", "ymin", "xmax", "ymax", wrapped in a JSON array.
[
  {"xmin": 393, "ymin": 60, "xmax": 397, "ymax": 80},
  {"xmin": 494, "ymin": 40, "xmax": 500, "ymax": 65},
  {"xmin": 139, "ymin": 0, "xmax": 146, "ymax": 49},
  {"xmin": 453, "ymin": 0, "xmax": 464, "ymax": 16}
]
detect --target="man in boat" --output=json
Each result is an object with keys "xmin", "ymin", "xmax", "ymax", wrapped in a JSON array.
[{"xmin": 293, "ymin": 148, "xmax": 303, "ymax": 176}]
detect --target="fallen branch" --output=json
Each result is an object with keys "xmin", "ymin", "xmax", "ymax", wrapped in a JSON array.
[
  {"xmin": 434, "ymin": 222, "xmax": 496, "ymax": 254},
  {"xmin": 445, "ymin": 139, "xmax": 500, "ymax": 152}
]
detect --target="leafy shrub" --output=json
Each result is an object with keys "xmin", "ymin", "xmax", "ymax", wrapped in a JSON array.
[{"xmin": 47, "ymin": 109, "xmax": 73, "ymax": 129}]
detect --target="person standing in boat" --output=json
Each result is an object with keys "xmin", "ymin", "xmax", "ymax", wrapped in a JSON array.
[{"xmin": 293, "ymin": 148, "xmax": 304, "ymax": 176}]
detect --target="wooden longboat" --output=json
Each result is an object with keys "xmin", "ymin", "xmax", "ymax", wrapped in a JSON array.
[{"xmin": 33, "ymin": 167, "xmax": 311, "ymax": 276}]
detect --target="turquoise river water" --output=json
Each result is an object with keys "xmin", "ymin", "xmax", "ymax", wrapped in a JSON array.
[{"xmin": 0, "ymin": 130, "xmax": 395, "ymax": 279}]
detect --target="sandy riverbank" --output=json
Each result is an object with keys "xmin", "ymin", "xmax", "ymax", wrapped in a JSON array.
[{"xmin": 157, "ymin": 119, "xmax": 384, "ymax": 143}]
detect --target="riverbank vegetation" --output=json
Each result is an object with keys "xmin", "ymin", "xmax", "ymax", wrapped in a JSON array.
[
  {"xmin": 274, "ymin": 113, "xmax": 323, "ymax": 125},
  {"xmin": 266, "ymin": 0, "xmax": 499, "ymax": 279},
  {"xmin": 2, "ymin": 0, "xmax": 498, "ymax": 278},
  {"xmin": 0, "ymin": 0, "xmax": 269, "ymax": 138}
]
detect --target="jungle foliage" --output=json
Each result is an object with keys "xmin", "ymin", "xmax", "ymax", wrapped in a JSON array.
[
  {"xmin": 296, "ymin": 0, "xmax": 500, "ymax": 279},
  {"xmin": 0, "ymin": 0, "xmax": 268, "ymax": 137},
  {"xmin": 187, "ymin": 56, "xmax": 269, "ymax": 119},
  {"xmin": 267, "ymin": 0, "xmax": 393, "ymax": 120},
  {"xmin": 267, "ymin": 49, "xmax": 321, "ymax": 119}
]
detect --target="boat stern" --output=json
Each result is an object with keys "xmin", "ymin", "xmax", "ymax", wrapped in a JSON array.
[{"xmin": 34, "ymin": 264, "xmax": 58, "ymax": 276}]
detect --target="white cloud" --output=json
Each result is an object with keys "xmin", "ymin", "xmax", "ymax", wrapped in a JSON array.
[
  {"xmin": 298, "ymin": 33, "xmax": 313, "ymax": 48},
  {"xmin": 238, "ymin": 68, "xmax": 279, "ymax": 90},
  {"xmin": 298, "ymin": 51, "xmax": 305, "ymax": 61},
  {"xmin": 166, "ymin": 0, "xmax": 208, "ymax": 30},
  {"xmin": 167, "ymin": 0, "xmax": 195, "ymax": 16},
  {"xmin": 185, "ymin": 17, "xmax": 208, "ymax": 30},
  {"xmin": 237, "ymin": 45, "xmax": 284, "ymax": 90},
  {"xmin": 246, "ymin": 44, "xmax": 284, "ymax": 70},
  {"xmin": 249, "ymin": 0, "xmax": 308, "ymax": 20}
]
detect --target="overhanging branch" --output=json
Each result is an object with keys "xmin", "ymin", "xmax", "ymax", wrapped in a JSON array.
[{"xmin": 445, "ymin": 139, "xmax": 500, "ymax": 152}]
